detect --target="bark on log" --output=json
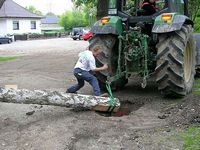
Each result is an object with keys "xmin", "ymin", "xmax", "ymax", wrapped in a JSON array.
[{"xmin": 0, "ymin": 88, "xmax": 120, "ymax": 112}]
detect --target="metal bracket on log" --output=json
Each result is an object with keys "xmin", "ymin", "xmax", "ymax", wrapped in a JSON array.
[{"xmin": 0, "ymin": 88, "xmax": 120, "ymax": 112}]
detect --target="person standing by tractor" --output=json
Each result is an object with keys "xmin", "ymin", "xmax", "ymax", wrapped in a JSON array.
[
  {"xmin": 141, "ymin": 0, "xmax": 157, "ymax": 15},
  {"xmin": 67, "ymin": 45, "xmax": 108, "ymax": 96}
]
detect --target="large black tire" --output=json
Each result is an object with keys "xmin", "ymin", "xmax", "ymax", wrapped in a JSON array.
[
  {"xmin": 89, "ymin": 35, "xmax": 128, "ymax": 90},
  {"xmin": 8, "ymin": 39, "xmax": 12, "ymax": 44},
  {"xmin": 156, "ymin": 25, "xmax": 196, "ymax": 97}
]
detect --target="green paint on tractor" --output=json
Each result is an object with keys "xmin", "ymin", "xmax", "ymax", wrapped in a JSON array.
[
  {"xmin": 90, "ymin": 0, "xmax": 197, "ymax": 97},
  {"xmin": 154, "ymin": 13, "xmax": 177, "ymax": 25},
  {"xmin": 101, "ymin": 16, "xmax": 123, "ymax": 34}
]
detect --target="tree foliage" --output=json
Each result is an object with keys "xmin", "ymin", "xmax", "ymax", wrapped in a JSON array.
[
  {"xmin": 26, "ymin": 5, "xmax": 43, "ymax": 15},
  {"xmin": 59, "ymin": 10, "xmax": 88, "ymax": 31},
  {"xmin": 59, "ymin": 0, "xmax": 97, "ymax": 31},
  {"xmin": 189, "ymin": 0, "xmax": 200, "ymax": 32},
  {"xmin": 72, "ymin": 0, "xmax": 97, "ymax": 20},
  {"xmin": 189, "ymin": 0, "xmax": 200, "ymax": 21},
  {"xmin": 72, "ymin": 0, "xmax": 108, "ymax": 19},
  {"xmin": 46, "ymin": 12, "xmax": 55, "ymax": 16},
  {"xmin": 72, "ymin": 0, "xmax": 96, "ymax": 7}
]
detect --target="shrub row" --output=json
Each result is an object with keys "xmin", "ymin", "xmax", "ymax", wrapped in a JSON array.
[{"xmin": 14, "ymin": 32, "xmax": 68, "ymax": 41}]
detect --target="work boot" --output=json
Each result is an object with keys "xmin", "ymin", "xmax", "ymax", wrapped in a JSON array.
[
  {"xmin": 66, "ymin": 90, "xmax": 77, "ymax": 94},
  {"xmin": 99, "ymin": 93, "xmax": 109, "ymax": 97}
]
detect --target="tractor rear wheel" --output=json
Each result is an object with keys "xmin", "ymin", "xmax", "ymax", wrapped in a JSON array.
[
  {"xmin": 156, "ymin": 25, "xmax": 196, "ymax": 97},
  {"xmin": 89, "ymin": 35, "xmax": 128, "ymax": 90}
]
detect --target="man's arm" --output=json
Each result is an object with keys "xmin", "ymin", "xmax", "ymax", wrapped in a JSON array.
[
  {"xmin": 142, "ymin": 4, "xmax": 156, "ymax": 15},
  {"xmin": 92, "ymin": 64, "xmax": 108, "ymax": 72}
]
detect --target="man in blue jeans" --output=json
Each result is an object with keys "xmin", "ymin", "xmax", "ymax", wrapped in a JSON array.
[{"xmin": 67, "ymin": 45, "xmax": 108, "ymax": 96}]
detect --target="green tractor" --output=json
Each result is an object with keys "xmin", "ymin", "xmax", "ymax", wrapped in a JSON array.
[{"xmin": 89, "ymin": 0, "xmax": 198, "ymax": 97}]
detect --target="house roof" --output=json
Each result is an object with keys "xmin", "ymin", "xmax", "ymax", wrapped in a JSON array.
[
  {"xmin": 0, "ymin": 0, "xmax": 42, "ymax": 18},
  {"xmin": 0, "ymin": 0, "xmax": 6, "ymax": 9},
  {"xmin": 41, "ymin": 16, "xmax": 59, "ymax": 24}
]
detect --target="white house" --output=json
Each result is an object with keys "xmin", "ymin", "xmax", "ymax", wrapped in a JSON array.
[
  {"xmin": 0, "ymin": 0, "xmax": 42, "ymax": 35},
  {"xmin": 41, "ymin": 16, "xmax": 64, "ymax": 32}
]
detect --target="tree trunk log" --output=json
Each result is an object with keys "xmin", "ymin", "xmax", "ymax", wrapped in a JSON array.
[
  {"xmin": 0, "ymin": 88, "xmax": 120, "ymax": 112},
  {"xmin": 97, "ymin": 0, "xmax": 108, "ymax": 20}
]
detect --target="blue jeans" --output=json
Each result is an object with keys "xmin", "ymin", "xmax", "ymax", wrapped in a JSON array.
[{"xmin": 67, "ymin": 68, "xmax": 101, "ymax": 96}]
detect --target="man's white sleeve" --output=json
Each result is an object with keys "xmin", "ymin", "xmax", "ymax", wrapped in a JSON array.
[{"xmin": 89, "ymin": 57, "xmax": 96, "ymax": 70}]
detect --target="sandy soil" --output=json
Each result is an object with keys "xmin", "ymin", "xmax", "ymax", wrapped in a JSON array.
[{"xmin": 0, "ymin": 38, "xmax": 199, "ymax": 150}]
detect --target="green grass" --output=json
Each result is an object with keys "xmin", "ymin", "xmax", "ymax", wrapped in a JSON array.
[
  {"xmin": 182, "ymin": 127, "xmax": 200, "ymax": 150},
  {"xmin": 0, "ymin": 56, "xmax": 18, "ymax": 62},
  {"xmin": 192, "ymin": 78, "xmax": 200, "ymax": 94}
]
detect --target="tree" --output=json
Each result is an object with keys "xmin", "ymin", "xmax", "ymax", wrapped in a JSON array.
[
  {"xmin": 189, "ymin": 0, "xmax": 200, "ymax": 32},
  {"xmin": 59, "ymin": 10, "xmax": 88, "ymax": 31},
  {"xmin": 96, "ymin": 0, "xmax": 108, "ymax": 19},
  {"xmin": 72, "ymin": 0, "xmax": 108, "ymax": 19},
  {"xmin": 26, "ymin": 5, "xmax": 43, "ymax": 15},
  {"xmin": 72, "ymin": 0, "xmax": 96, "ymax": 7},
  {"xmin": 82, "ymin": 5, "xmax": 96, "ymax": 26},
  {"xmin": 188, "ymin": 0, "xmax": 200, "ymax": 21},
  {"xmin": 46, "ymin": 12, "xmax": 55, "ymax": 16},
  {"xmin": 59, "ymin": 11, "xmax": 73, "ymax": 31}
]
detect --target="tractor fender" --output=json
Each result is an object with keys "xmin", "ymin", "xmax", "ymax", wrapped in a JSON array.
[
  {"xmin": 91, "ymin": 16, "xmax": 123, "ymax": 35},
  {"xmin": 152, "ymin": 14, "xmax": 193, "ymax": 33}
]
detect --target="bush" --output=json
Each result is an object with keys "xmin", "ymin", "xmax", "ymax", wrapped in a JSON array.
[
  {"xmin": 44, "ymin": 32, "xmax": 57, "ymax": 37},
  {"xmin": 28, "ymin": 33, "xmax": 43, "ymax": 39},
  {"xmin": 14, "ymin": 34, "xmax": 28, "ymax": 41}
]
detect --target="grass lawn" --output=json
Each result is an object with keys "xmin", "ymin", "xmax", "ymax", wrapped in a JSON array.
[
  {"xmin": 193, "ymin": 78, "xmax": 200, "ymax": 94},
  {"xmin": 182, "ymin": 127, "xmax": 200, "ymax": 150},
  {"xmin": 0, "ymin": 56, "xmax": 18, "ymax": 62}
]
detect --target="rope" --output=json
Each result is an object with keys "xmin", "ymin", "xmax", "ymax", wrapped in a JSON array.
[{"xmin": 106, "ymin": 81, "xmax": 117, "ymax": 112}]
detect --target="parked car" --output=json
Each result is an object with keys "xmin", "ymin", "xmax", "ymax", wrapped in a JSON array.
[
  {"xmin": 82, "ymin": 31, "xmax": 93, "ymax": 41},
  {"xmin": 0, "ymin": 35, "xmax": 12, "ymax": 44},
  {"xmin": 70, "ymin": 27, "xmax": 84, "ymax": 40}
]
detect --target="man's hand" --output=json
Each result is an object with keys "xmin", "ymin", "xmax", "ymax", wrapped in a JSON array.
[
  {"xmin": 102, "ymin": 64, "xmax": 108, "ymax": 70},
  {"xmin": 92, "ymin": 63, "xmax": 108, "ymax": 72}
]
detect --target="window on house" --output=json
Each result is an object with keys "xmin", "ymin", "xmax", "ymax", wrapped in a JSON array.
[
  {"xmin": 31, "ymin": 21, "xmax": 36, "ymax": 29},
  {"xmin": 13, "ymin": 21, "xmax": 19, "ymax": 30}
]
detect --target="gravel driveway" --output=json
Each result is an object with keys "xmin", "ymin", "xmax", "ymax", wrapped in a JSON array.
[
  {"xmin": 0, "ymin": 38, "xmax": 89, "ymax": 92},
  {"xmin": 0, "ymin": 38, "xmax": 199, "ymax": 150}
]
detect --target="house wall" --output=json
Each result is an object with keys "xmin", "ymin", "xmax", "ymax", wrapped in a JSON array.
[
  {"xmin": 0, "ymin": 18, "xmax": 8, "ymax": 35},
  {"xmin": 0, "ymin": 18, "xmax": 41, "ymax": 35},
  {"xmin": 41, "ymin": 23, "xmax": 64, "ymax": 31}
]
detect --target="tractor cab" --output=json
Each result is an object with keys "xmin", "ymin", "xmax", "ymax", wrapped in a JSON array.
[
  {"xmin": 101, "ymin": 0, "xmax": 190, "ymax": 26},
  {"xmin": 104, "ymin": 0, "xmax": 170, "ymax": 36},
  {"xmin": 108, "ymin": 0, "xmax": 168, "ymax": 17},
  {"xmin": 107, "ymin": 0, "xmax": 188, "ymax": 17}
]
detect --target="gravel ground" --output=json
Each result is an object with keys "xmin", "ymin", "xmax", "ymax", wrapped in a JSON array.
[{"xmin": 0, "ymin": 38, "xmax": 199, "ymax": 150}]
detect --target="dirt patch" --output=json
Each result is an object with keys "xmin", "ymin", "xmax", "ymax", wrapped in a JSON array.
[
  {"xmin": 163, "ymin": 95, "xmax": 200, "ymax": 126},
  {"xmin": 0, "ymin": 38, "xmax": 200, "ymax": 150}
]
